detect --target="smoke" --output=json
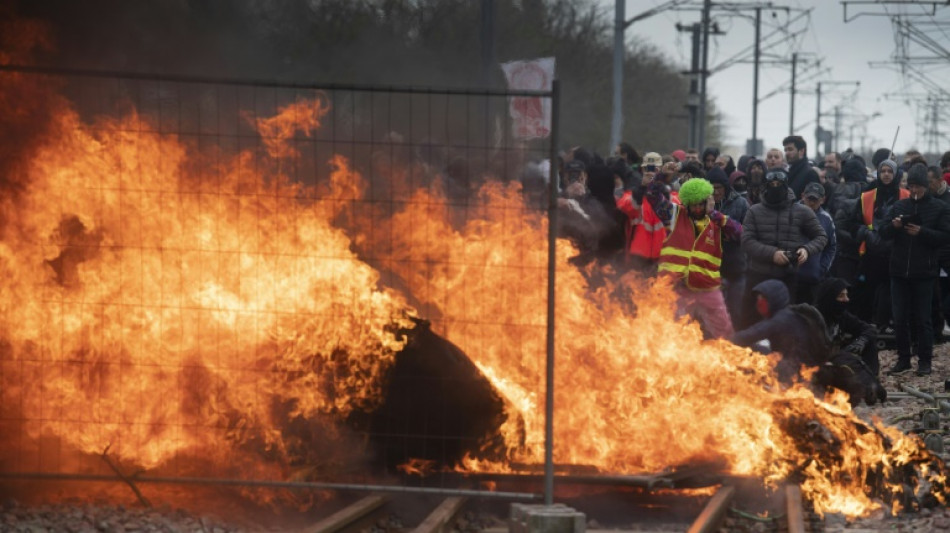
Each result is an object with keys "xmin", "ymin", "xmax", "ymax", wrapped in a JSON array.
[{"xmin": 11, "ymin": 0, "xmax": 491, "ymax": 87}]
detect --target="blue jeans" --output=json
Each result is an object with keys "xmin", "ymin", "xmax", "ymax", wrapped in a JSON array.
[{"xmin": 891, "ymin": 277, "xmax": 935, "ymax": 364}]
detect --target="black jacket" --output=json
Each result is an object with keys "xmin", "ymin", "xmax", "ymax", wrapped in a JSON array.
[
  {"xmin": 851, "ymin": 179, "xmax": 902, "ymax": 282},
  {"xmin": 731, "ymin": 279, "xmax": 831, "ymax": 383},
  {"xmin": 813, "ymin": 278, "xmax": 877, "ymax": 352},
  {"xmin": 834, "ymin": 198, "xmax": 862, "ymax": 261},
  {"xmin": 787, "ymin": 158, "xmax": 820, "ymax": 198},
  {"xmin": 709, "ymin": 170, "xmax": 750, "ymax": 280},
  {"xmin": 879, "ymin": 193, "xmax": 950, "ymax": 278},
  {"xmin": 827, "ymin": 158, "xmax": 868, "ymax": 217},
  {"xmin": 741, "ymin": 189, "xmax": 828, "ymax": 278},
  {"xmin": 932, "ymin": 186, "xmax": 950, "ymax": 266}
]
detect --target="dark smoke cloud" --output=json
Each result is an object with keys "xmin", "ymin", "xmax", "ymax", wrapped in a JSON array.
[{"xmin": 12, "ymin": 0, "xmax": 494, "ymax": 87}]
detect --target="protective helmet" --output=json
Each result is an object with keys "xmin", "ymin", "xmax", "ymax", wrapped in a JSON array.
[{"xmin": 678, "ymin": 178, "xmax": 714, "ymax": 206}]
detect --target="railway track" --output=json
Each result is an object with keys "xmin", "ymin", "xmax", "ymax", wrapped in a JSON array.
[{"xmin": 296, "ymin": 480, "xmax": 820, "ymax": 533}]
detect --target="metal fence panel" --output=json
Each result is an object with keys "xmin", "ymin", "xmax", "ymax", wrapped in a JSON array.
[{"xmin": 0, "ymin": 66, "xmax": 556, "ymax": 501}]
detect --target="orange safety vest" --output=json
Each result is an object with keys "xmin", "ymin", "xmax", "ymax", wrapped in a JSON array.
[
  {"xmin": 628, "ymin": 198, "xmax": 667, "ymax": 260},
  {"xmin": 657, "ymin": 206, "xmax": 724, "ymax": 291},
  {"xmin": 859, "ymin": 188, "xmax": 910, "ymax": 255}
]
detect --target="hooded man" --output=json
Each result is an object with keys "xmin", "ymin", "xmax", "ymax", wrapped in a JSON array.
[
  {"xmin": 827, "ymin": 156, "xmax": 868, "ymax": 217},
  {"xmin": 880, "ymin": 163, "xmax": 950, "ymax": 375},
  {"xmin": 731, "ymin": 279, "xmax": 829, "ymax": 383},
  {"xmin": 732, "ymin": 279, "xmax": 886, "ymax": 404},
  {"xmin": 736, "ymin": 154, "xmax": 753, "ymax": 174},
  {"xmin": 708, "ymin": 166, "xmax": 749, "ymax": 324},
  {"xmin": 811, "ymin": 278, "xmax": 887, "ymax": 406},
  {"xmin": 831, "ymin": 158, "xmax": 870, "ymax": 286},
  {"xmin": 739, "ymin": 169, "xmax": 828, "ymax": 328},
  {"xmin": 729, "ymin": 170, "xmax": 749, "ymax": 199},
  {"xmin": 745, "ymin": 158, "xmax": 767, "ymax": 205},
  {"xmin": 656, "ymin": 178, "xmax": 742, "ymax": 338},
  {"xmin": 813, "ymin": 278, "xmax": 880, "ymax": 375},
  {"xmin": 708, "ymin": 167, "xmax": 749, "ymax": 224},
  {"xmin": 850, "ymin": 159, "xmax": 908, "ymax": 329}
]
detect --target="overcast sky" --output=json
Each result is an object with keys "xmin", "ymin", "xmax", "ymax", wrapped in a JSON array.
[{"xmin": 605, "ymin": 0, "xmax": 950, "ymax": 158}]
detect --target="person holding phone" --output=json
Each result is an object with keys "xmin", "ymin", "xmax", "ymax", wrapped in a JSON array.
[
  {"xmin": 850, "ymin": 159, "xmax": 908, "ymax": 331},
  {"xmin": 880, "ymin": 164, "xmax": 950, "ymax": 375}
]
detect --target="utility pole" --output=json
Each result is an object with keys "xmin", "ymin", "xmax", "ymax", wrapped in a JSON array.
[
  {"xmin": 816, "ymin": 80, "xmax": 860, "ymax": 154},
  {"xmin": 614, "ymin": 1, "xmax": 801, "ymax": 152},
  {"xmin": 610, "ymin": 1, "xmax": 690, "ymax": 152},
  {"xmin": 834, "ymin": 105, "xmax": 841, "ymax": 152},
  {"xmin": 680, "ymin": 18, "xmax": 723, "ymax": 149},
  {"xmin": 699, "ymin": 0, "xmax": 712, "ymax": 151},
  {"xmin": 611, "ymin": 0, "xmax": 624, "ymax": 152},
  {"xmin": 751, "ymin": 7, "xmax": 762, "ymax": 156},
  {"xmin": 678, "ymin": 22, "xmax": 702, "ymax": 149},
  {"xmin": 815, "ymin": 82, "xmax": 822, "ymax": 152},
  {"xmin": 929, "ymin": 96, "xmax": 940, "ymax": 155},
  {"xmin": 789, "ymin": 52, "xmax": 797, "ymax": 135}
]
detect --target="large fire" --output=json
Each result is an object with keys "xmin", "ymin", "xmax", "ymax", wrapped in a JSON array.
[{"xmin": 0, "ymin": 63, "xmax": 946, "ymax": 518}]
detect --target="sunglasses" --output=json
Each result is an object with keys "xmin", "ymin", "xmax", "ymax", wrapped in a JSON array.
[
  {"xmin": 765, "ymin": 171, "xmax": 787, "ymax": 183},
  {"xmin": 643, "ymin": 165, "xmax": 658, "ymax": 172}
]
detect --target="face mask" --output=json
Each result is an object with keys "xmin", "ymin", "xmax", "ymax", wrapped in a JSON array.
[
  {"xmin": 830, "ymin": 300, "xmax": 848, "ymax": 317},
  {"xmin": 733, "ymin": 181, "xmax": 748, "ymax": 193},
  {"xmin": 764, "ymin": 184, "xmax": 787, "ymax": 203}
]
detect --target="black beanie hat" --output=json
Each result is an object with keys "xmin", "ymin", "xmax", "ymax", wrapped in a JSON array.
[
  {"xmin": 907, "ymin": 164, "xmax": 929, "ymax": 187},
  {"xmin": 706, "ymin": 166, "xmax": 729, "ymax": 187},
  {"xmin": 840, "ymin": 157, "xmax": 868, "ymax": 183}
]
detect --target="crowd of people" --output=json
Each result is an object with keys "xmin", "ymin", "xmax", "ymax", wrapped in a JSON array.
[{"xmin": 551, "ymin": 136, "xmax": 950, "ymax": 405}]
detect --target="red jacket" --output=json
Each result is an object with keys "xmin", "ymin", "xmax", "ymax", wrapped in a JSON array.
[{"xmin": 617, "ymin": 190, "xmax": 666, "ymax": 260}]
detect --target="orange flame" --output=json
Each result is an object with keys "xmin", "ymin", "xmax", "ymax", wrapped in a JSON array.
[
  {"xmin": 0, "ymin": 90, "xmax": 415, "ymax": 472},
  {"xmin": 364, "ymin": 179, "xmax": 947, "ymax": 517},
  {"xmin": 398, "ymin": 458, "xmax": 437, "ymax": 477},
  {"xmin": 1, "ymin": 75, "xmax": 945, "ymax": 519}
]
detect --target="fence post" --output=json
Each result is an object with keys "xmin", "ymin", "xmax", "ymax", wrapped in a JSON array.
[{"xmin": 544, "ymin": 79, "xmax": 560, "ymax": 507}]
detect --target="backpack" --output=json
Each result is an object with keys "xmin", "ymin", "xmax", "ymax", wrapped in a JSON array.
[{"xmin": 787, "ymin": 303, "xmax": 834, "ymax": 367}]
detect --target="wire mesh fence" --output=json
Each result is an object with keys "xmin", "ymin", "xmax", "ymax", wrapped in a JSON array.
[{"xmin": 0, "ymin": 66, "xmax": 558, "ymax": 497}]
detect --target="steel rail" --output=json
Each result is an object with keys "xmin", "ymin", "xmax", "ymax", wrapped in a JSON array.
[{"xmin": 0, "ymin": 472, "xmax": 540, "ymax": 500}]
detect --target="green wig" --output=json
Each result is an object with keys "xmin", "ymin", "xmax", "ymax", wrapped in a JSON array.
[{"xmin": 678, "ymin": 178, "xmax": 714, "ymax": 206}]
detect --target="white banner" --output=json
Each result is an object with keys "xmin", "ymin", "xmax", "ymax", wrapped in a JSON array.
[{"xmin": 500, "ymin": 57, "xmax": 555, "ymax": 140}]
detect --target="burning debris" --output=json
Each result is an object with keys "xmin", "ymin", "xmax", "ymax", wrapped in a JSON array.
[{"xmin": 0, "ymin": 61, "xmax": 948, "ymax": 521}]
